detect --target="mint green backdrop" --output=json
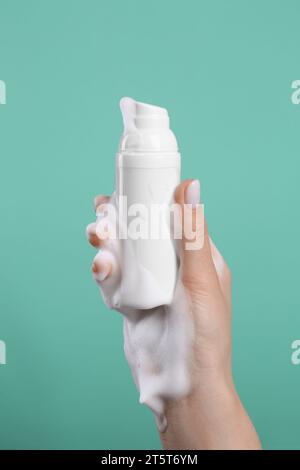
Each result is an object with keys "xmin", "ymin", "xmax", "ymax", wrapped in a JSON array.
[{"xmin": 0, "ymin": 0, "xmax": 299, "ymax": 450}]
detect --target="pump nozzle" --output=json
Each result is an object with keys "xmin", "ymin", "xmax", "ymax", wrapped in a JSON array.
[
  {"xmin": 118, "ymin": 97, "xmax": 177, "ymax": 151},
  {"xmin": 120, "ymin": 97, "xmax": 169, "ymax": 133}
]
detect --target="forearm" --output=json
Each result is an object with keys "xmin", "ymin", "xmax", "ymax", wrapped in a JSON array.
[{"xmin": 160, "ymin": 377, "xmax": 261, "ymax": 450}]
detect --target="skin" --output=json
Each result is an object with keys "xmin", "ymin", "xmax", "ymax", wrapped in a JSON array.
[{"xmin": 86, "ymin": 179, "xmax": 261, "ymax": 450}]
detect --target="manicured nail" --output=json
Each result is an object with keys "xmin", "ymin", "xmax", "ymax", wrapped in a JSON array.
[
  {"xmin": 86, "ymin": 223, "xmax": 95, "ymax": 237},
  {"xmin": 92, "ymin": 262, "xmax": 110, "ymax": 281},
  {"xmin": 185, "ymin": 180, "xmax": 200, "ymax": 207}
]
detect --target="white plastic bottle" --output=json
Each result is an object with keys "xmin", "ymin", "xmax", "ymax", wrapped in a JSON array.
[{"xmin": 115, "ymin": 97, "xmax": 181, "ymax": 309}]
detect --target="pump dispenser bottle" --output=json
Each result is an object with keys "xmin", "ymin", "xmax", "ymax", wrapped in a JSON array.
[{"xmin": 115, "ymin": 97, "xmax": 181, "ymax": 309}]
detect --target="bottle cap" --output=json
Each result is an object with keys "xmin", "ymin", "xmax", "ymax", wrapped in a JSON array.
[{"xmin": 118, "ymin": 97, "xmax": 178, "ymax": 152}]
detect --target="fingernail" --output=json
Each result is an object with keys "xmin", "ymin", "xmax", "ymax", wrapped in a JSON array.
[
  {"xmin": 92, "ymin": 262, "xmax": 98, "ymax": 273},
  {"xmin": 92, "ymin": 262, "xmax": 110, "ymax": 281},
  {"xmin": 185, "ymin": 180, "xmax": 200, "ymax": 207},
  {"xmin": 86, "ymin": 223, "xmax": 95, "ymax": 237}
]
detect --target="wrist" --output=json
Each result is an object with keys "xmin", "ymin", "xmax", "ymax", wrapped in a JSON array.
[
  {"xmin": 163, "ymin": 372, "xmax": 236, "ymax": 426},
  {"xmin": 160, "ymin": 376, "xmax": 258, "ymax": 450}
]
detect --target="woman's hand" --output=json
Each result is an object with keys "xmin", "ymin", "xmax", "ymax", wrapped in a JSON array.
[{"xmin": 86, "ymin": 179, "xmax": 261, "ymax": 450}]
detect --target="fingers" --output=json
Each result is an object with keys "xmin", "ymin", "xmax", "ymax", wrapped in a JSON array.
[
  {"xmin": 88, "ymin": 194, "xmax": 121, "ymax": 309},
  {"xmin": 86, "ymin": 221, "xmax": 111, "ymax": 248},
  {"xmin": 174, "ymin": 179, "xmax": 219, "ymax": 290},
  {"xmin": 92, "ymin": 250, "xmax": 113, "ymax": 283},
  {"xmin": 94, "ymin": 195, "xmax": 109, "ymax": 211},
  {"xmin": 86, "ymin": 222, "xmax": 101, "ymax": 248},
  {"xmin": 86, "ymin": 195, "xmax": 111, "ymax": 248},
  {"xmin": 92, "ymin": 251, "xmax": 121, "ymax": 311}
]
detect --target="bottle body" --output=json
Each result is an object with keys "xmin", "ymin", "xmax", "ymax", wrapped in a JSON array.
[{"xmin": 116, "ymin": 151, "xmax": 180, "ymax": 309}]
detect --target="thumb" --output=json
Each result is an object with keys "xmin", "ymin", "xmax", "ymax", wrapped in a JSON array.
[{"xmin": 174, "ymin": 179, "xmax": 219, "ymax": 291}]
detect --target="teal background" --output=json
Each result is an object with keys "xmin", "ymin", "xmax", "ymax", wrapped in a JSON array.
[{"xmin": 0, "ymin": 0, "xmax": 299, "ymax": 450}]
